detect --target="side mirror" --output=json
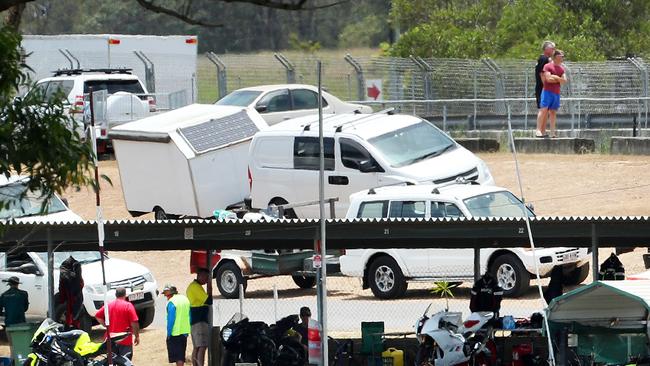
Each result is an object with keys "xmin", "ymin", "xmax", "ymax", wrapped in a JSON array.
[
  {"xmin": 255, "ymin": 105, "xmax": 268, "ymax": 113},
  {"xmin": 19, "ymin": 263, "xmax": 41, "ymax": 276},
  {"xmin": 526, "ymin": 203, "xmax": 535, "ymax": 213},
  {"xmin": 358, "ymin": 160, "xmax": 377, "ymax": 173},
  {"xmin": 61, "ymin": 198, "xmax": 69, "ymax": 207}
]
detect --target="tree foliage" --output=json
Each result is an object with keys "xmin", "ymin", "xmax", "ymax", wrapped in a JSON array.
[
  {"xmin": 0, "ymin": 26, "xmax": 96, "ymax": 211},
  {"xmin": 391, "ymin": 0, "xmax": 650, "ymax": 60}
]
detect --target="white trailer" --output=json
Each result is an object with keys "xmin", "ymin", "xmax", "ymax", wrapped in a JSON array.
[
  {"xmin": 110, "ymin": 104, "xmax": 268, "ymax": 219},
  {"xmin": 21, "ymin": 34, "xmax": 198, "ymax": 100}
]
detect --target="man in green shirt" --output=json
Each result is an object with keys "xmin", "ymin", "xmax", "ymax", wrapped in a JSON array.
[{"xmin": 0, "ymin": 276, "xmax": 29, "ymax": 326}]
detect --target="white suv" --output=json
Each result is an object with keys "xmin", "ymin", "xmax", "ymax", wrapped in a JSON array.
[
  {"xmin": 0, "ymin": 176, "xmax": 158, "ymax": 329},
  {"xmin": 32, "ymin": 69, "xmax": 154, "ymax": 153},
  {"xmin": 339, "ymin": 182, "xmax": 590, "ymax": 298}
]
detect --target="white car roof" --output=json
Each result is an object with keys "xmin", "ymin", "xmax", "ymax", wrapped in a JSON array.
[
  {"xmin": 0, "ymin": 175, "xmax": 29, "ymax": 187},
  {"xmin": 260, "ymin": 112, "xmax": 424, "ymax": 140},
  {"xmin": 38, "ymin": 73, "xmax": 142, "ymax": 82},
  {"xmin": 350, "ymin": 183, "xmax": 511, "ymax": 203},
  {"xmin": 235, "ymin": 84, "xmax": 326, "ymax": 93}
]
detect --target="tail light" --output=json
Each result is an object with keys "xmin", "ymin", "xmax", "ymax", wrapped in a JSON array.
[
  {"xmin": 101, "ymin": 128, "xmax": 107, "ymax": 137},
  {"xmin": 147, "ymin": 96, "xmax": 157, "ymax": 112},
  {"xmin": 70, "ymin": 95, "xmax": 85, "ymax": 114},
  {"xmin": 247, "ymin": 167, "xmax": 252, "ymax": 191},
  {"xmin": 463, "ymin": 320, "xmax": 480, "ymax": 328}
]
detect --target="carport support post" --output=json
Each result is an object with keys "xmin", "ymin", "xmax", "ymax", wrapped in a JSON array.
[
  {"xmin": 473, "ymin": 247, "xmax": 480, "ymax": 283},
  {"xmin": 47, "ymin": 228, "xmax": 55, "ymax": 318},
  {"xmin": 206, "ymin": 246, "xmax": 214, "ymax": 366},
  {"xmin": 591, "ymin": 224, "xmax": 599, "ymax": 282}
]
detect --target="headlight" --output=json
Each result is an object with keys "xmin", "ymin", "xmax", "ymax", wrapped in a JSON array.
[
  {"xmin": 142, "ymin": 272, "xmax": 155, "ymax": 283},
  {"xmin": 222, "ymin": 328, "xmax": 232, "ymax": 342},
  {"xmin": 85, "ymin": 284, "xmax": 107, "ymax": 295}
]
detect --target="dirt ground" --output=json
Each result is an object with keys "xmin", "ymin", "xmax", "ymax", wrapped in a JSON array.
[{"xmin": 2, "ymin": 153, "xmax": 650, "ymax": 364}]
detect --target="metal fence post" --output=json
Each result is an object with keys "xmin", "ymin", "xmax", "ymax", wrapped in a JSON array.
[
  {"xmin": 524, "ymin": 72, "xmax": 529, "ymax": 130},
  {"xmin": 410, "ymin": 56, "xmax": 435, "ymax": 117},
  {"xmin": 274, "ymin": 53, "xmax": 296, "ymax": 84},
  {"xmin": 473, "ymin": 69, "xmax": 478, "ymax": 130},
  {"xmin": 628, "ymin": 57, "xmax": 648, "ymax": 130},
  {"xmin": 207, "ymin": 52, "xmax": 228, "ymax": 100},
  {"xmin": 344, "ymin": 54, "xmax": 365, "ymax": 101},
  {"xmin": 134, "ymin": 51, "xmax": 156, "ymax": 93},
  {"xmin": 563, "ymin": 64, "xmax": 575, "ymax": 135},
  {"xmin": 443, "ymin": 105, "xmax": 447, "ymax": 132},
  {"xmin": 346, "ymin": 73, "xmax": 352, "ymax": 100},
  {"xmin": 481, "ymin": 58, "xmax": 506, "ymax": 115}
]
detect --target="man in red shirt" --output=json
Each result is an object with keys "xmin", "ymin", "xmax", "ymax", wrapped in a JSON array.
[
  {"xmin": 95, "ymin": 287, "xmax": 140, "ymax": 360},
  {"xmin": 538, "ymin": 50, "xmax": 567, "ymax": 138}
]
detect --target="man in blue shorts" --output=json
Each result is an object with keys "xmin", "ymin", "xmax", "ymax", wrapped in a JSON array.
[{"xmin": 537, "ymin": 50, "xmax": 567, "ymax": 138}]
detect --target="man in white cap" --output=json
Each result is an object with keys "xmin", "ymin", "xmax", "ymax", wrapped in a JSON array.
[{"xmin": 0, "ymin": 276, "xmax": 29, "ymax": 326}]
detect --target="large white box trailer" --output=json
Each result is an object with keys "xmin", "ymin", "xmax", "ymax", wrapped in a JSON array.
[
  {"xmin": 110, "ymin": 104, "xmax": 268, "ymax": 219},
  {"xmin": 21, "ymin": 34, "xmax": 198, "ymax": 98}
]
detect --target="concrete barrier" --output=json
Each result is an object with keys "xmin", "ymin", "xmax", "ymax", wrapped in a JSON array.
[
  {"xmin": 454, "ymin": 138, "xmax": 500, "ymax": 153},
  {"xmin": 610, "ymin": 137, "xmax": 650, "ymax": 155},
  {"xmin": 513, "ymin": 138, "xmax": 595, "ymax": 154}
]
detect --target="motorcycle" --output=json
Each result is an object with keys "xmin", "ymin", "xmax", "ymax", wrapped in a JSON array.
[
  {"xmin": 220, "ymin": 313, "xmax": 305, "ymax": 366},
  {"xmin": 414, "ymin": 304, "xmax": 497, "ymax": 366},
  {"xmin": 23, "ymin": 318, "xmax": 133, "ymax": 366}
]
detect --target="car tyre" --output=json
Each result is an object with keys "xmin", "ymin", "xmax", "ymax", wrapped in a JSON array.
[
  {"xmin": 154, "ymin": 207, "xmax": 167, "ymax": 221},
  {"xmin": 490, "ymin": 254, "xmax": 530, "ymax": 297},
  {"xmin": 291, "ymin": 274, "xmax": 316, "ymax": 289},
  {"xmin": 216, "ymin": 262, "xmax": 247, "ymax": 299},
  {"xmin": 563, "ymin": 263, "xmax": 590, "ymax": 286},
  {"xmin": 367, "ymin": 256, "xmax": 407, "ymax": 299},
  {"xmin": 137, "ymin": 307, "xmax": 155, "ymax": 329},
  {"xmin": 269, "ymin": 198, "xmax": 297, "ymax": 219}
]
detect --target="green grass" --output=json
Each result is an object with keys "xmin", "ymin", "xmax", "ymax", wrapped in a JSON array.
[{"xmin": 196, "ymin": 48, "xmax": 381, "ymax": 103}]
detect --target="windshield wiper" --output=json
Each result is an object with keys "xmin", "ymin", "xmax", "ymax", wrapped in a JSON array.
[{"xmin": 406, "ymin": 144, "xmax": 456, "ymax": 165}]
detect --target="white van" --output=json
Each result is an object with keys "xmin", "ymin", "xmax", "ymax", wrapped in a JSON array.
[
  {"xmin": 248, "ymin": 111, "xmax": 495, "ymax": 218},
  {"xmin": 339, "ymin": 182, "xmax": 590, "ymax": 298}
]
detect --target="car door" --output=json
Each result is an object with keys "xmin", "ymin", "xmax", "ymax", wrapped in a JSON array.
[
  {"xmin": 388, "ymin": 200, "xmax": 430, "ymax": 277},
  {"xmin": 254, "ymin": 89, "xmax": 292, "ymax": 125},
  {"xmin": 289, "ymin": 88, "xmax": 332, "ymax": 117},
  {"xmin": 332, "ymin": 137, "xmax": 381, "ymax": 217},
  {"xmin": 0, "ymin": 252, "xmax": 47, "ymax": 318},
  {"xmin": 428, "ymin": 201, "xmax": 473, "ymax": 278},
  {"xmin": 290, "ymin": 136, "xmax": 339, "ymax": 218}
]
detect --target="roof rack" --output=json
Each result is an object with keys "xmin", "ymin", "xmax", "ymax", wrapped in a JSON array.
[
  {"xmin": 334, "ymin": 108, "xmax": 395, "ymax": 132},
  {"xmin": 52, "ymin": 68, "xmax": 133, "ymax": 76},
  {"xmin": 302, "ymin": 113, "xmax": 351, "ymax": 131},
  {"xmin": 366, "ymin": 179, "xmax": 416, "ymax": 195}
]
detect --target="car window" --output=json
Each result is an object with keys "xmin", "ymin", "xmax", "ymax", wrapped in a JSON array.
[
  {"xmin": 215, "ymin": 90, "xmax": 262, "ymax": 106},
  {"xmin": 0, "ymin": 183, "xmax": 68, "ymax": 219},
  {"xmin": 30, "ymin": 81, "xmax": 49, "ymax": 97},
  {"xmin": 83, "ymin": 79, "xmax": 145, "ymax": 95},
  {"xmin": 6, "ymin": 252, "xmax": 35, "ymax": 273},
  {"xmin": 463, "ymin": 191, "xmax": 531, "ymax": 218},
  {"xmin": 389, "ymin": 201, "xmax": 426, "ymax": 218},
  {"xmin": 257, "ymin": 89, "xmax": 290, "ymax": 113},
  {"xmin": 34, "ymin": 251, "xmax": 101, "ymax": 268},
  {"xmin": 357, "ymin": 201, "xmax": 388, "ymax": 218},
  {"xmin": 431, "ymin": 201, "xmax": 464, "ymax": 218},
  {"xmin": 45, "ymin": 80, "xmax": 74, "ymax": 100},
  {"xmin": 340, "ymin": 138, "xmax": 383, "ymax": 172},
  {"xmin": 291, "ymin": 89, "xmax": 326, "ymax": 110},
  {"xmin": 293, "ymin": 137, "xmax": 334, "ymax": 171}
]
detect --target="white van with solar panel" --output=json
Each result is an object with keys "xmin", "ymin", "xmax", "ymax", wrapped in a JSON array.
[{"xmin": 248, "ymin": 110, "xmax": 495, "ymax": 219}]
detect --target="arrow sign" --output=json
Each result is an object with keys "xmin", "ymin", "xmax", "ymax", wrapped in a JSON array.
[{"xmin": 365, "ymin": 79, "xmax": 383, "ymax": 101}]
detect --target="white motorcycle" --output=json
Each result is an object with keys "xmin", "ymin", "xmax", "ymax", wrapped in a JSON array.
[{"xmin": 414, "ymin": 304, "xmax": 497, "ymax": 366}]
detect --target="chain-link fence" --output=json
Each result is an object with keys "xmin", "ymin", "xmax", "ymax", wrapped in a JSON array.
[{"xmin": 197, "ymin": 53, "xmax": 650, "ymax": 130}]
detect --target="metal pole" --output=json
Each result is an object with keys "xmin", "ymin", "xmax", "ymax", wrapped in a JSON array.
[
  {"xmin": 317, "ymin": 60, "xmax": 329, "ymax": 365},
  {"xmin": 47, "ymin": 228, "xmax": 54, "ymax": 319},
  {"xmin": 524, "ymin": 73, "xmax": 529, "ymax": 130},
  {"xmin": 206, "ymin": 247, "xmax": 213, "ymax": 366},
  {"xmin": 473, "ymin": 69, "xmax": 478, "ymax": 130},
  {"xmin": 443, "ymin": 105, "xmax": 447, "ymax": 132},
  {"xmin": 591, "ymin": 223, "xmax": 599, "ymax": 283},
  {"xmin": 473, "ymin": 247, "xmax": 480, "ymax": 283},
  {"xmin": 90, "ymin": 88, "xmax": 112, "ymax": 365}
]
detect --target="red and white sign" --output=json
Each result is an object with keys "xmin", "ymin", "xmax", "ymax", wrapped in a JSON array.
[{"xmin": 366, "ymin": 79, "xmax": 383, "ymax": 101}]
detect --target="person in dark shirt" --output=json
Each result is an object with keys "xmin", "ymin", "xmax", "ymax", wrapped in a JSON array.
[
  {"xmin": 0, "ymin": 276, "xmax": 29, "ymax": 326},
  {"xmin": 295, "ymin": 306, "xmax": 311, "ymax": 361},
  {"xmin": 535, "ymin": 41, "xmax": 555, "ymax": 137}
]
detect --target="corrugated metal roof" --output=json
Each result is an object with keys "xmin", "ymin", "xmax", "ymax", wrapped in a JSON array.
[{"xmin": 548, "ymin": 280, "xmax": 650, "ymax": 323}]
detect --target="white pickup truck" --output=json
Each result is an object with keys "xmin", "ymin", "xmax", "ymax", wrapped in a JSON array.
[
  {"xmin": 0, "ymin": 176, "xmax": 158, "ymax": 329},
  {"xmin": 339, "ymin": 182, "xmax": 591, "ymax": 298}
]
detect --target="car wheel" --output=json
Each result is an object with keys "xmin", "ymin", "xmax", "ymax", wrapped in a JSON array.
[
  {"xmin": 563, "ymin": 263, "xmax": 590, "ymax": 285},
  {"xmin": 153, "ymin": 207, "xmax": 167, "ymax": 221},
  {"xmin": 292, "ymin": 274, "xmax": 316, "ymax": 289},
  {"xmin": 137, "ymin": 307, "xmax": 155, "ymax": 329},
  {"xmin": 490, "ymin": 254, "xmax": 530, "ymax": 297},
  {"xmin": 367, "ymin": 256, "xmax": 407, "ymax": 299},
  {"xmin": 269, "ymin": 198, "xmax": 297, "ymax": 219},
  {"xmin": 216, "ymin": 262, "xmax": 247, "ymax": 299}
]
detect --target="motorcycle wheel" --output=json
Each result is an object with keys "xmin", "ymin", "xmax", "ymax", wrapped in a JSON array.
[
  {"xmin": 258, "ymin": 335, "xmax": 277, "ymax": 366},
  {"xmin": 221, "ymin": 350, "xmax": 239, "ymax": 366},
  {"xmin": 415, "ymin": 343, "xmax": 435, "ymax": 366}
]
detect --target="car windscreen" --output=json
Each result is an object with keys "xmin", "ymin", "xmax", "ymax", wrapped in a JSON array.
[
  {"xmin": 83, "ymin": 79, "xmax": 145, "ymax": 95},
  {"xmin": 215, "ymin": 90, "xmax": 262, "ymax": 106},
  {"xmin": 367, "ymin": 121, "xmax": 456, "ymax": 167},
  {"xmin": 463, "ymin": 191, "xmax": 533, "ymax": 218},
  {"xmin": 0, "ymin": 183, "xmax": 68, "ymax": 219},
  {"xmin": 35, "ymin": 251, "xmax": 102, "ymax": 267}
]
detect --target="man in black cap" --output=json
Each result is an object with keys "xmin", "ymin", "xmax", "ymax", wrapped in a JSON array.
[{"xmin": 0, "ymin": 276, "xmax": 29, "ymax": 326}]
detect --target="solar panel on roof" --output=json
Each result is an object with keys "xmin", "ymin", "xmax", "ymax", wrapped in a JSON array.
[{"xmin": 178, "ymin": 110, "xmax": 259, "ymax": 154}]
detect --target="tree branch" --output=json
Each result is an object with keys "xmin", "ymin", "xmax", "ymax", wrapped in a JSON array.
[
  {"xmin": 134, "ymin": 0, "xmax": 224, "ymax": 27},
  {"xmin": 0, "ymin": 0, "xmax": 34, "ymax": 13}
]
